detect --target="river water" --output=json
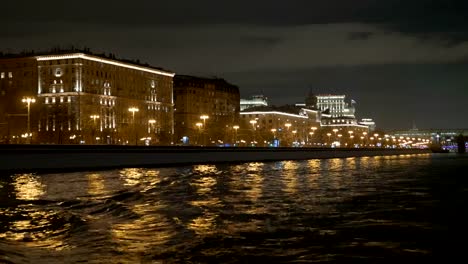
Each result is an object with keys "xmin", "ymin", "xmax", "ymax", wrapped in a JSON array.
[{"xmin": 0, "ymin": 153, "xmax": 467, "ymax": 263}]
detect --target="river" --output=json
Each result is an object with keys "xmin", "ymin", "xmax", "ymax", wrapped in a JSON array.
[{"xmin": 1, "ymin": 153, "xmax": 467, "ymax": 263}]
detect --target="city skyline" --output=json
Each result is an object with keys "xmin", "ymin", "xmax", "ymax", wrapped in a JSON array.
[{"xmin": 2, "ymin": 0, "xmax": 468, "ymax": 129}]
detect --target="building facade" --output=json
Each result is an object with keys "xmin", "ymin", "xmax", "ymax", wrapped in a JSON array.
[
  {"xmin": 240, "ymin": 107, "xmax": 321, "ymax": 147},
  {"xmin": 314, "ymin": 94, "xmax": 356, "ymax": 118},
  {"xmin": 240, "ymin": 94, "xmax": 268, "ymax": 111},
  {"xmin": 173, "ymin": 75, "xmax": 240, "ymax": 145},
  {"xmin": 0, "ymin": 52, "xmax": 175, "ymax": 145}
]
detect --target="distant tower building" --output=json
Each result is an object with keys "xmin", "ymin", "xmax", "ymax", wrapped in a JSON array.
[
  {"xmin": 359, "ymin": 118, "xmax": 376, "ymax": 131},
  {"xmin": 240, "ymin": 95, "xmax": 268, "ymax": 111},
  {"xmin": 304, "ymin": 90, "xmax": 317, "ymax": 109},
  {"xmin": 314, "ymin": 95, "xmax": 355, "ymax": 118}
]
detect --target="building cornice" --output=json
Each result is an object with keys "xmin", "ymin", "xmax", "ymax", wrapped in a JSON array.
[
  {"xmin": 35, "ymin": 53, "xmax": 175, "ymax": 77},
  {"xmin": 240, "ymin": 111, "xmax": 308, "ymax": 119}
]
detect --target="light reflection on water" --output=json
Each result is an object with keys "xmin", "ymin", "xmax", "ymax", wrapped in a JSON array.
[{"xmin": 0, "ymin": 153, "xmax": 465, "ymax": 263}]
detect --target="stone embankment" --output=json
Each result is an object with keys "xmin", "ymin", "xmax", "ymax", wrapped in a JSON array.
[{"xmin": 0, "ymin": 145, "xmax": 431, "ymax": 174}]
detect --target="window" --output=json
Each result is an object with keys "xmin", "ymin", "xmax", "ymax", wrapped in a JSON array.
[
  {"xmin": 1, "ymin": 72, "xmax": 4, "ymax": 79},
  {"xmin": 8, "ymin": 72, "xmax": 12, "ymax": 78}
]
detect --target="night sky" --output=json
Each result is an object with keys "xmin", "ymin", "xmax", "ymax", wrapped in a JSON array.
[{"xmin": 2, "ymin": 0, "xmax": 468, "ymax": 130}]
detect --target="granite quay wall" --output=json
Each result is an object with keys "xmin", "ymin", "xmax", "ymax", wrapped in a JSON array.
[{"xmin": 0, "ymin": 145, "xmax": 431, "ymax": 174}]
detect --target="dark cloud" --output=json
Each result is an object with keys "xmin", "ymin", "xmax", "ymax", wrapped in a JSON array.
[
  {"xmin": 348, "ymin": 32, "xmax": 375, "ymax": 41},
  {"xmin": 2, "ymin": 0, "xmax": 468, "ymax": 129}
]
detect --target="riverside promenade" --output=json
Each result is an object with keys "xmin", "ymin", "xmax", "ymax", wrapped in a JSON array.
[{"xmin": 0, "ymin": 144, "xmax": 431, "ymax": 174}]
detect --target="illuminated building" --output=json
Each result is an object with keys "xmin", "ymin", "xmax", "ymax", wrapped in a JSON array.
[
  {"xmin": 173, "ymin": 75, "xmax": 240, "ymax": 145},
  {"xmin": 314, "ymin": 94, "xmax": 356, "ymax": 118},
  {"xmin": 240, "ymin": 106, "xmax": 321, "ymax": 147},
  {"xmin": 359, "ymin": 118, "xmax": 376, "ymax": 131},
  {"xmin": 303, "ymin": 93, "xmax": 369, "ymax": 133},
  {"xmin": 240, "ymin": 94, "xmax": 268, "ymax": 111},
  {"xmin": 0, "ymin": 51, "xmax": 175, "ymax": 144}
]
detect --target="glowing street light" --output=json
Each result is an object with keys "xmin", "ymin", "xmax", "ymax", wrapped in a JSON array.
[
  {"xmin": 22, "ymin": 97, "xmax": 35, "ymax": 143},
  {"xmin": 148, "ymin": 119, "xmax": 156, "ymax": 134},
  {"xmin": 200, "ymin": 115, "xmax": 209, "ymax": 145},
  {"xmin": 90, "ymin": 115, "xmax": 100, "ymax": 125},
  {"xmin": 128, "ymin": 107, "xmax": 139, "ymax": 122},
  {"xmin": 200, "ymin": 115, "xmax": 209, "ymax": 126},
  {"xmin": 327, "ymin": 132, "xmax": 332, "ymax": 146},
  {"xmin": 249, "ymin": 120, "xmax": 257, "ymax": 146},
  {"xmin": 233, "ymin": 125, "xmax": 239, "ymax": 145},
  {"xmin": 271, "ymin": 128, "xmax": 277, "ymax": 137},
  {"xmin": 128, "ymin": 107, "xmax": 139, "ymax": 145},
  {"xmin": 249, "ymin": 119, "xmax": 257, "ymax": 129},
  {"xmin": 90, "ymin": 115, "xmax": 100, "ymax": 144},
  {"xmin": 196, "ymin": 122, "xmax": 203, "ymax": 145}
]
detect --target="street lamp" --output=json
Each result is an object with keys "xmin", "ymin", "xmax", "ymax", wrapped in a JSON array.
[
  {"xmin": 332, "ymin": 128, "xmax": 339, "ymax": 139},
  {"xmin": 200, "ymin": 115, "xmax": 209, "ymax": 145},
  {"xmin": 249, "ymin": 120, "xmax": 257, "ymax": 146},
  {"xmin": 326, "ymin": 133, "xmax": 332, "ymax": 146},
  {"xmin": 90, "ymin": 115, "xmax": 100, "ymax": 144},
  {"xmin": 128, "ymin": 107, "xmax": 139, "ymax": 145},
  {"xmin": 196, "ymin": 122, "xmax": 203, "ymax": 145},
  {"xmin": 22, "ymin": 97, "xmax": 35, "ymax": 143},
  {"xmin": 233, "ymin": 125, "xmax": 239, "ymax": 145},
  {"xmin": 148, "ymin": 119, "xmax": 156, "ymax": 134}
]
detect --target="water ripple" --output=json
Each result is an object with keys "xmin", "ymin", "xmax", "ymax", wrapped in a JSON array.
[{"xmin": 0, "ymin": 153, "xmax": 466, "ymax": 263}]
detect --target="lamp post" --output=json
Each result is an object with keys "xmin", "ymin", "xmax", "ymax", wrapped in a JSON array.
[
  {"xmin": 22, "ymin": 97, "xmax": 35, "ymax": 144},
  {"xmin": 348, "ymin": 130, "xmax": 354, "ymax": 147},
  {"xmin": 310, "ymin": 126, "xmax": 317, "ymax": 145},
  {"xmin": 249, "ymin": 120, "xmax": 257, "ymax": 146},
  {"xmin": 200, "ymin": 115, "xmax": 209, "ymax": 145},
  {"xmin": 148, "ymin": 119, "xmax": 156, "ymax": 144},
  {"xmin": 128, "ymin": 107, "xmax": 139, "ymax": 145},
  {"xmin": 148, "ymin": 119, "xmax": 156, "ymax": 133},
  {"xmin": 196, "ymin": 122, "xmax": 203, "ymax": 145},
  {"xmin": 90, "ymin": 115, "xmax": 100, "ymax": 144},
  {"xmin": 332, "ymin": 128, "xmax": 339, "ymax": 140},
  {"xmin": 233, "ymin": 125, "xmax": 239, "ymax": 145}
]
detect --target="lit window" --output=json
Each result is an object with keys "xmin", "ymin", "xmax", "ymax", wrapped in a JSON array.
[
  {"xmin": 8, "ymin": 72, "xmax": 12, "ymax": 78},
  {"xmin": 45, "ymin": 97, "xmax": 49, "ymax": 104},
  {"xmin": 52, "ymin": 97, "xmax": 56, "ymax": 103},
  {"xmin": 0, "ymin": 72, "xmax": 4, "ymax": 79}
]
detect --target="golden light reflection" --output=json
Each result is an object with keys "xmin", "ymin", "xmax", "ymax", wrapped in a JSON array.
[
  {"xmin": 245, "ymin": 162, "xmax": 264, "ymax": 201},
  {"xmin": 188, "ymin": 212, "xmax": 217, "ymax": 236},
  {"xmin": 344, "ymin": 157, "xmax": 357, "ymax": 171},
  {"xmin": 13, "ymin": 174, "xmax": 45, "ymax": 200},
  {"xmin": 1, "ymin": 208, "xmax": 69, "ymax": 251},
  {"xmin": 191, "ymin": 175, "xmax": 217, "ymax": 195},
  {"xmin": 282, "ymin": 161, "xmax": 298, "ymax": 194},
  {"xmin": 306, "ymin": 160, "xmax": 321, "ymax": 189},
  {"xmin": 87, "ymin": 173, "xmax": 106, "ymax": 197},
  {"xmin": 119, "ymin": 168, "xmax": 144, "ymax": 186},
  {"xmin": 111, "ymin": 203, "xmax": 174, "ymax": 254}
]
